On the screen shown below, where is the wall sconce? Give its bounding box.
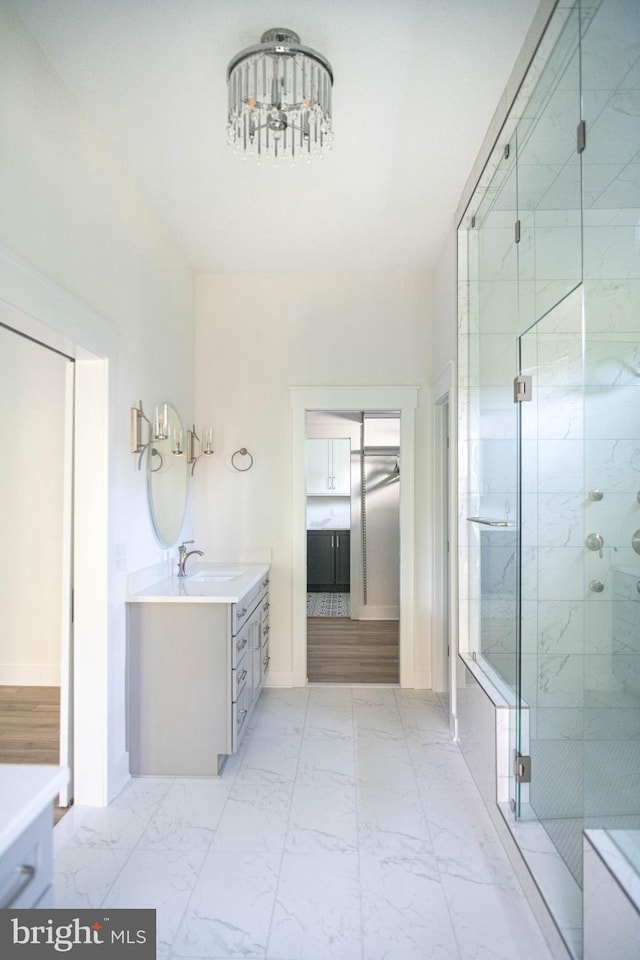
[131,402,214,475]
[130,401,151,470]
[185,425,215,475]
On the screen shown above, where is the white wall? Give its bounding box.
[194,271,434,685]
[0,328,69,684]
[0,5,195,803]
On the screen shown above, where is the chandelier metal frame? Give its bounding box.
[226,28,334,164]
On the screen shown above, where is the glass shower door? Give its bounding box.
[517,289,585,871]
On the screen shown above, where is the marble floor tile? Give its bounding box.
[356,737,416,787]
[304,699,354,740]
[358,779,433,857]
[210,780,294,853]
[104,849,205,957]
[53,846,132,908]
[138,779,233,851]
[285,781,358,853]
[438,856,553,960]
[173,850,280,958]
[67,780,167,849]
[234,736,301,785]
[360,852,460,960]
[267,851,362,960]
[420,779,509,861]
[53,687,557,960]
[295,735,356,787]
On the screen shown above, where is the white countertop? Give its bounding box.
[126,562,270,603]
[0,764,68,857]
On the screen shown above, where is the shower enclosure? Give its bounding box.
[458,0,639,954]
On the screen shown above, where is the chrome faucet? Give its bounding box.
[177,540,204,577]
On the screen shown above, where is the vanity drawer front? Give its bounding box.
[232,681,253,749]
[232,658,250,702]
[233,577,269,633]
[0,807,52,910]
[232,620,252,668]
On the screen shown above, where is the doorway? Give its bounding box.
[290,386,418,689]
[305,409,401,684]
[0,323,74,817]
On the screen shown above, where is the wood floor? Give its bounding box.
[0,685,69,822]
[307,617,399,683]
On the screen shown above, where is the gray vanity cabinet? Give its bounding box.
[128,576,269,776]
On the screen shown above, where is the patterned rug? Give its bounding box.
[307,593,351,617]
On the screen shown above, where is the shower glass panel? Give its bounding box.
[458,0,639,951]
[517,289,586,884]
[581,0,640,856]
[464,131,519,685]
[516,4,583,332]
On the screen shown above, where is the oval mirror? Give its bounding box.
[146,402,188,546]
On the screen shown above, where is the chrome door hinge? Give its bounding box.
[577,120,586,154]
[513,374,532,402]
[515,752,532,784]
[515,219,521,244]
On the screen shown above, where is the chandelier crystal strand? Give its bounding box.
[226,28,333,165]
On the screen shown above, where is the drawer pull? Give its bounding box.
[261,578,269,588]
[237,637,248,652]
[238,668,248,684]
[263,654,270,668]
[262,601,270,613]
[263,625,270,636]
[237,606,247,619]
[0,864,36,909]
[237,708,248,729]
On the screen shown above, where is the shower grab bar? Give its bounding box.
[466,517,514,527]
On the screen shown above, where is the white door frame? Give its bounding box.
[290,386,419,688]
[0,244,114,805]
[430,362,458,739]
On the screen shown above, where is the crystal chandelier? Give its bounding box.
[226,28,333,165]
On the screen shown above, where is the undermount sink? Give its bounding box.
[187,570,244,582]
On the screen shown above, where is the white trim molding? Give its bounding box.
[0,243,115,806]
[290,385,419,688]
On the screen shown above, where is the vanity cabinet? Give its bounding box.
[306,439,350,495]
[128,574,269,775]
[0,765,68,910]
[307,530,350,592]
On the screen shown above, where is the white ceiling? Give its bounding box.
[8,0,541,274]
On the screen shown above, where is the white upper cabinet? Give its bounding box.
[306,438,350,495]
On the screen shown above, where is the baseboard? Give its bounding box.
[264,670,306,688]
[0,664,60,685]
[406,671,431,690]
[352,605,399,620]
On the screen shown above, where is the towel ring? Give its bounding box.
[231,447,254,472]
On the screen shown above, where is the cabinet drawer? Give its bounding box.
[232,658,250,702]
[233,577,269,633]
[232,620,251,668]
[0,807,51,910]
[232,681,253,749]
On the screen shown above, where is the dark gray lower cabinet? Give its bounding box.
[307,530,350,591]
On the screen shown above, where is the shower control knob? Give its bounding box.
[589,580,605,593]
[585,533,604,557]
